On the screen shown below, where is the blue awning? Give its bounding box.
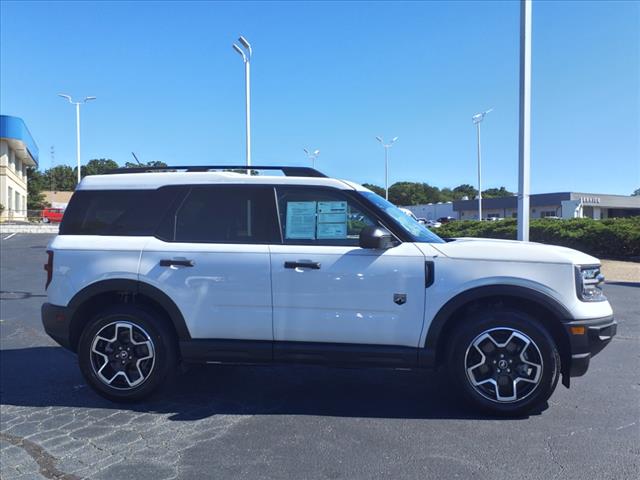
[0,115,39,167]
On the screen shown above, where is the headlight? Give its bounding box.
[575,265,606,302]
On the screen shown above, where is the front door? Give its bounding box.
[270,186,427,348]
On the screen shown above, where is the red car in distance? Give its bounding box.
[41,208,65,223]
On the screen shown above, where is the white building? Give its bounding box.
[0,115,39,221]
[402,202,455,221]
[453,192,640,220]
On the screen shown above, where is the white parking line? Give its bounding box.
[2,233,17,240]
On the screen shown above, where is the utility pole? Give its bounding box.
[375,136,399,201]
[303,148,320,169]
[50,146,55,192]
[57,94,96,184]
[517,0,532,241]
[472,109,493,220]
[233,36,252,167]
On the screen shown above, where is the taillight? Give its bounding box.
[44,250,54,289]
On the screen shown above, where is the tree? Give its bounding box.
[82,158,119,177]
[439,187,454,202]
[388,182,442,206]
[44,165,77,191]
[361,183,385,197]
[27,168,50,210]
[632,188,640,196]
[452,184,478,200]
[123,160,168,169]
[482,186,514,198]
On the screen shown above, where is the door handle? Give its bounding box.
[160,259,194,267]
[284,261,321,270]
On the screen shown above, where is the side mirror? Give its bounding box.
[359,226,396,250]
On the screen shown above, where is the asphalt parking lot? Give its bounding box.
[1,234,639,480]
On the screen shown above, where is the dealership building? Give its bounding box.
[455,192,640,220]
[0,115,39,221]
[405,192,640,221]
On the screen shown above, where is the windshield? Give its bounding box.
[360,191,444,243]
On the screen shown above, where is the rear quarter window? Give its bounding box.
[59,188,182,236]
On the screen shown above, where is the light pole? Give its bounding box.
[375,136,398,201]
[58,94,96,184]
[472,108,493,221]
[517,0,532,241]
[303,148,320,169]
[233,36,252,167]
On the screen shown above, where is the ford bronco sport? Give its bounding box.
[42,165,616,415]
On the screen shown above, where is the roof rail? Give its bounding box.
[106,165,327,178]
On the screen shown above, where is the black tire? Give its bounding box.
[78,305,178,402]
[447,307,561,417]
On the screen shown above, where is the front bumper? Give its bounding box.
[565,315,617,377]
[42,303,74,351]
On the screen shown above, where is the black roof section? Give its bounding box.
[106,165,327,178]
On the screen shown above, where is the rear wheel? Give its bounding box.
[78,305,178,402]
[447,308,560,416]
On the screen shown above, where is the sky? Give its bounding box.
[1,0,638,195]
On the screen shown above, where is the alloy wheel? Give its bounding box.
[464,327,543,403]
[90,321,156,390]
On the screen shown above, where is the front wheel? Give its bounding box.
[78,305,178,402]
[447,308,560,416]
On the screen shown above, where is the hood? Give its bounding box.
[421,237,599,265]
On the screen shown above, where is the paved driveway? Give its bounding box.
[1,234,638,479]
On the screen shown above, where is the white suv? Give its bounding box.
[42,166,616,416]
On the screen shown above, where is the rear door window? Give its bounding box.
[161,185,280,244]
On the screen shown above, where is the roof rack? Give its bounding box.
[106,165,327,178]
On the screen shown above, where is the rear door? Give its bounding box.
[270,186,427,348]
[138,185,279,340]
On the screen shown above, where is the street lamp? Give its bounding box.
[375,136,398,201]
[303,148,320,169]
[233,35,252,167]
[517,0,532,241]
[58,94,96,184]
[472,108,493,221]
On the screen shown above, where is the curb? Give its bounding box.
[0,225,59,234]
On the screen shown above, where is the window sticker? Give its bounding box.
[285,201,317,239]
[317,201,348,223]
[317,222,347,239]
[317,201,348,239]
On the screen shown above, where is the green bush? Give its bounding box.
[437,217,640,259]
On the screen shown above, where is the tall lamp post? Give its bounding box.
[233,36,252,167]
[58,94,96,184]
[471,108,493,221]
[375,136,398,200]
[303,148,320,169]
[517,0,532,241]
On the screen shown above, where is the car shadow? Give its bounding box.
[606,281,640,288]
[0,346,542,421]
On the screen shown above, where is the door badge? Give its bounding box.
[393,293,407,305]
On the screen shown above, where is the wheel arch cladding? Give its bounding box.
[427,285,572,386]
[67,279,190,352]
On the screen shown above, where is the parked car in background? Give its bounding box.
[426,219,442,228]
[41,208,65,223]
[437,216,456,224]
